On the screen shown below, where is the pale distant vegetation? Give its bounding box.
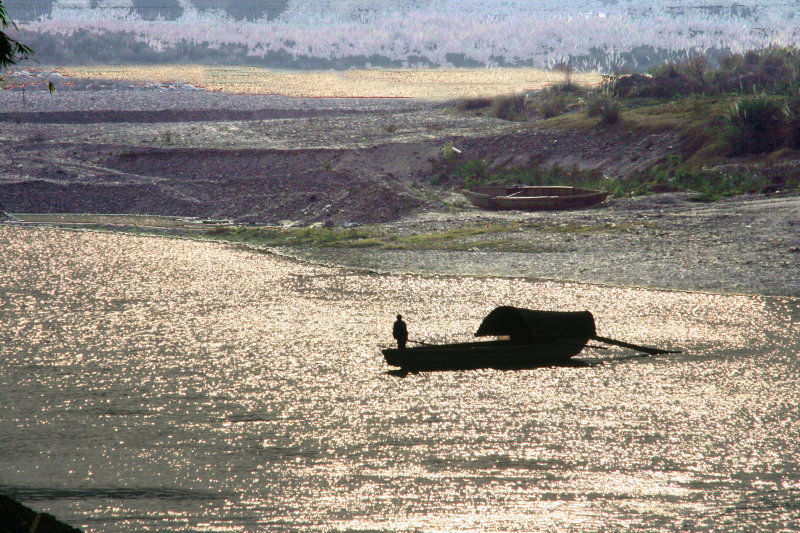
[13,0,800,71]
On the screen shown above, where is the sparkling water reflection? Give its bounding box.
[1,226,798,532]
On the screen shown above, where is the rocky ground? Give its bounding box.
[1,71,798,297]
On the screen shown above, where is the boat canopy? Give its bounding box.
[474,306,596,341]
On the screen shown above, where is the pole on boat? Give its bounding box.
[592,336,681,355]
[408,339,433,346]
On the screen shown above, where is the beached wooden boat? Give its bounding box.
[462,185,609,211]
[382,307,596,371]
[382,306,680,371]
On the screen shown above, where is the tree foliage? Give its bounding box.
[1,0,34,70]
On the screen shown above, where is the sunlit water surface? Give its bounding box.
[1,226,798,532]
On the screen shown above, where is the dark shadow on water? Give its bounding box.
[384,352,671,376]
[599,353,654,363]
[0,485,225,502]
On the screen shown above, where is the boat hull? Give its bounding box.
[462,186,609,211]
[382,338,589,371]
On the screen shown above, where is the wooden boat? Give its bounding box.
[462,185,609,211]
[382,307,596,371]
[382,306,680,371]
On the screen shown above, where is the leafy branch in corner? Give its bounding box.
[0,0,54,92]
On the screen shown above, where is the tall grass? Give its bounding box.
[725,96,787,155]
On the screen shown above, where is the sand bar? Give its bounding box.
[56,65,602,99]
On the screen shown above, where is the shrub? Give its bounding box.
[491,93,527,120]
[456,97,492,110]
[616,47,800,97]
[550,62,580,91]
[586,92,621,125]
[547,81,582,93]
[455,158,490,187]
[625,164,777,200]
[612,72,694,98]
[440,141,459,162]
[536,93,567,118]
[725,96,786,154]
[711,46,800,94]
[786,99,800,149]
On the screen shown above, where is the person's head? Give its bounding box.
[397,314,402,320]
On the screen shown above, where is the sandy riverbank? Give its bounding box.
[54,65,602,99]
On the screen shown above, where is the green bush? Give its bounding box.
[725,96,786,154]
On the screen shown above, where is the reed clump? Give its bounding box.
[724,96,787,155]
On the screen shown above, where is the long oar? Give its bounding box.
[592,335,681,355]
[409,339,434,346]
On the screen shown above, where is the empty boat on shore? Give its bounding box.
[382,306,677,371]
[462,185,609,211]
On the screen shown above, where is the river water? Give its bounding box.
[1,226,798,532]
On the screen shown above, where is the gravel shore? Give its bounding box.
[278,192,800,297]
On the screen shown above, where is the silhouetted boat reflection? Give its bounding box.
[382,306,677,372]
[386,358,595,376]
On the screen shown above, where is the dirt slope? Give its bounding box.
[0,80,681,224]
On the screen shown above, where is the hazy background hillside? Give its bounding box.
[5,0,800,70]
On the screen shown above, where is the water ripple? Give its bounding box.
[1,226,798,532]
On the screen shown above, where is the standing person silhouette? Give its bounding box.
[392,314,408,349]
